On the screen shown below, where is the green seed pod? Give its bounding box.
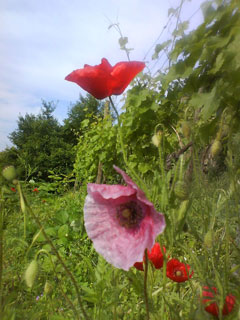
[25,260,38,288]
[44,280,53,295]
[2,165,17,182]
[182,121,191,138]
[174,181,189,200]
[211,140,222,157]
[204,230,214,249]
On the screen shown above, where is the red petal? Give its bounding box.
[110,61,145,95]
[134,262,144,271]
[65,58,113,99]
[65,59,145,99]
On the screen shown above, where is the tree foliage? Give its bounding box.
[63,94,104,144]
[9,101,74,180]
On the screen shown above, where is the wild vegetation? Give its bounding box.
[0,0,240,319]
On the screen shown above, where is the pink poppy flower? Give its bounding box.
[65,58,145,99]
[84,165,165,271]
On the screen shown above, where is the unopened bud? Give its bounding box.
[44,280,53,295]
[2,165,17,182]
[25,260,38,288]
[204,230,214,249]
[182,121,191,138]
[178,200,189,221]
[152,131,162,147]
[174,181,189,200]
[18,188,27,214]
[211,140,222,157]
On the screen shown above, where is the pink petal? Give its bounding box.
[113,165,153,206]
[84,169,165,271]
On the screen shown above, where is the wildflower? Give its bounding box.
[166,258,193,282]
[11,187,16,192]
[202,286,236,317]
[33,188,39,193]
[147,242,166,269]
[134,262,144,271]
[65,58,145,99]
[134,243,166,271]
[84,165,165,271]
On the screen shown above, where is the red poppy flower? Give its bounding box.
[33,188,39,193]
[65,58,145,99]
[202,286,236,317]
[146,242,166,269]
[166,258,193,282]
[11,187,16,192]
[134,262,144,271]
[134,243,166,271]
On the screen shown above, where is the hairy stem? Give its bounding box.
[18,182,89,320]
[0,199,3,313]
[109,96,149,196]
[144,249,150,320]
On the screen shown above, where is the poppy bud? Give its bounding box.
[178,200,189,221]
[152,131,162,147]
[174,181,189,200]
[25,260,38,288]
[204,230,214,249]
[44,280,53,295]
[211,140,222,157]
[2,165,17,182]
[182,121,191,138]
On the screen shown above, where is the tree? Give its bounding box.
[63,94,104,144]
[9,101,74,180]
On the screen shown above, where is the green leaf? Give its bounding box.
[152,40,171,60]
[56,210,69,224]
[189,86,220,120]
[138,163,152,174]
[58,225,69,239]
[119,36,128,48]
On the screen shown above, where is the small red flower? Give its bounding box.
[11,187,16,192]
[166,258,193,282]
[146,242,166,269]
[202,286,236,317]
[134,262,144,271]
[134,243,166,271]
[65,58,145,99]
[33,188,39,193]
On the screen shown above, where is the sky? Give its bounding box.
[0,0,205,151]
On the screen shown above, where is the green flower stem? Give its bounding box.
[0,192,3,313]
[36,249,79,320]
[144,249,150,320]
[17,182,89,320]
[109,96,149,197]
[16,182,27,239]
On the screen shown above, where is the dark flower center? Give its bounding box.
[116,201,144,229]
